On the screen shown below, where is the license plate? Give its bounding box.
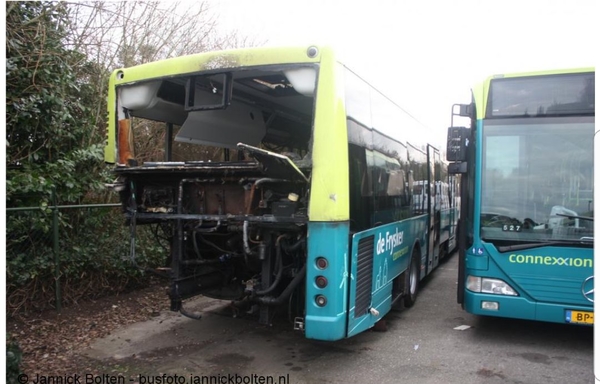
[565,310,594,325]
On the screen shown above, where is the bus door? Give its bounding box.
[427,145,441,273]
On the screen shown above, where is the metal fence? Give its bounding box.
[6,201,167,314]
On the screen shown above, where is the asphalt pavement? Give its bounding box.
[83,252,593,384]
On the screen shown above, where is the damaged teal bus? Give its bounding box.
[105,45,458,340]
[447,68,594,325]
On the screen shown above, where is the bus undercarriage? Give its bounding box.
[116,147,310,325]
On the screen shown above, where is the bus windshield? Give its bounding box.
[480,117,594,245]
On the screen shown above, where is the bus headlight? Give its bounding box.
[466,276,518,296]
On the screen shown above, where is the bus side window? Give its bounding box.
[361,166,373,196]
[387,170,405,196]
[374,167,387,196]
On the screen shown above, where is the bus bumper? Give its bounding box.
[305,314,347,341]
[464,291,594,325]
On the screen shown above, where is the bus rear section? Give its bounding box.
[105,45,456,341]
[448,68,594,325]
[106,46,341,337]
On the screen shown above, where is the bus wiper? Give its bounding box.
[497,241,575,253]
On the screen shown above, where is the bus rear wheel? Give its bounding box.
[403,250,420,308]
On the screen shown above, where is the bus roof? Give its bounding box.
[110,45,328,85]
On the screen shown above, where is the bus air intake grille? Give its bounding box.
[355,235,374,317]
[511,274,590,305]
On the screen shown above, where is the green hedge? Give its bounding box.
[6,206,168,315]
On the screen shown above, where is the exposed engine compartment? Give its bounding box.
[110,62,318,325]
[117,145,310,324]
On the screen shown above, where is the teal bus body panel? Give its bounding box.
[347,216,427,337]
[501,247,592,306]
[464,244,593,323]
[305,222,350,341]
[347,282,393,337]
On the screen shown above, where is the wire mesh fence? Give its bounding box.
[6,203,168,316]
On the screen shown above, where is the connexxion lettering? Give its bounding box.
[509,254,593,268]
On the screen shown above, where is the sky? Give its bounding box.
[207,0,598,148]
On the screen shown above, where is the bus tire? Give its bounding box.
[403,249,420,308]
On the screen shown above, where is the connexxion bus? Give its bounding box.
[104,45,459,340]
[447,68,594,325]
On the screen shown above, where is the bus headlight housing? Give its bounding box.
[466,276,518,296]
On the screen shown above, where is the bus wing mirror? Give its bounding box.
[453,103,473,117]
[446,126,469,162]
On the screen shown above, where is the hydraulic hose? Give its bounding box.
[257,264,306,306]
[255,235,287,296]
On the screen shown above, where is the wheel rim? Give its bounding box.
[409,258,418,295]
